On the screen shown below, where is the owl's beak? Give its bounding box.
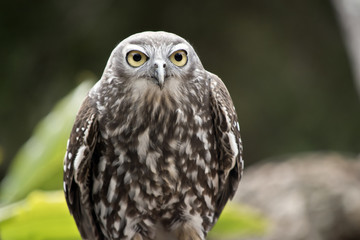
[153,60,166,89]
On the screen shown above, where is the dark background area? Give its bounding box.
[1,0,359,180]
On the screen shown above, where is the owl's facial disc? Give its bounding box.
[122,42,191,90]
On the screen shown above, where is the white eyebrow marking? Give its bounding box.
[170,43,190,55]
[122,44,148,57]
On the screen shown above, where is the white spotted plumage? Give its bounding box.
[63,31,243,240]
[73,145,86,171]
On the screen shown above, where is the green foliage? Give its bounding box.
[0,81,93,204]
[209,202,268,239]
[0,191,81,240]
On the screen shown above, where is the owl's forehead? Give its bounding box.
[119,31,191,55]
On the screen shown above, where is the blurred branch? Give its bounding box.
[333,0,360,99]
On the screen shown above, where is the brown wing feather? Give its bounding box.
[63,97,103,239]
[208,73,243,220]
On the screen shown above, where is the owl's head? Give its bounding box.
[103,31,204,90]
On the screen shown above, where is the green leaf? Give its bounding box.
[0,191,81,240]
[0,80,94,204]
[208,202,268,239]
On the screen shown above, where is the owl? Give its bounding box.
[63,31,243,240]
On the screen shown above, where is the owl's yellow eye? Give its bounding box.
[170,50,187,67]
[126,50,148,67]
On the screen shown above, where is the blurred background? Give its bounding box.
[0,0,359,239]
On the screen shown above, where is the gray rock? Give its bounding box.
[234,152,360,240]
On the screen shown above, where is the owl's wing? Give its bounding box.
[208,73,244,220]
[63,97,102,239]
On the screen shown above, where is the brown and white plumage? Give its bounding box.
[63,31,243,240]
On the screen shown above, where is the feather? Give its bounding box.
[63,97,102,239]
[208,72,243,221]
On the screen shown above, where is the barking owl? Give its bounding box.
[63,31,243,240]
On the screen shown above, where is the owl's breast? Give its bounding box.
[92,85,220,234]
[98,92,216,182]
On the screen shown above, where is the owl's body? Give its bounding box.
[64,32,243,240]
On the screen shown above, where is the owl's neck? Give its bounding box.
[129,77,185,108]
[94,76,207,141]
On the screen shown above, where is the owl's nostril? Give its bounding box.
[154,62,166,69]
